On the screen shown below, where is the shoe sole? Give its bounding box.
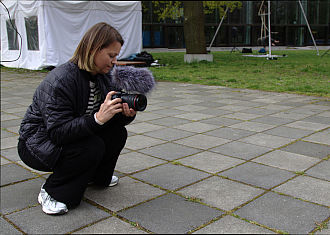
[109,181,118,187]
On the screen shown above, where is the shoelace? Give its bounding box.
[43,194,58,208]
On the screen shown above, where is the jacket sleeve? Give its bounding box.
[39,77,103,145]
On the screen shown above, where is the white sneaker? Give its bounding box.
[38,185,68,215]
[109,176,119,187]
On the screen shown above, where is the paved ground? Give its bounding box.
[1,68,329,234]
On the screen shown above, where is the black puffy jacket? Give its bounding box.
[19,62,135,169]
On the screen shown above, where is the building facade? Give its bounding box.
[142,0,329,48]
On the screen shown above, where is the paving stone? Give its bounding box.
[1,178,45,214]
[306,160,330,181]
[131,163,210,190]
[73,216,147,234]
[177,176,264,211]
[2,106,28,114]
[139,142,201,161]
[115,152,166,174]
[125,135,166,150]
[233,101,266,107]
[301,104,329,111]
[214,98,241,105]
[252,150,320,172]
[0,147,21,162]
[133,112,165,122]
[261,104,293,111]
[240,108,277,115]
[205,127,255,140]
[274,176,330,207]
[174,104,209,112]
[285,121,329,131]
[194,101,228,108]
[1,164,37,186]
[270,111,311,120]
[179,152,244,173]
[280,141,330,159]
[240,133,294,148]
[174,134,231,150]
[156,96,180,102]
[294,110,327,117]
[279,101,307,107]
[199,117,241,126]
[252,116,295,125]
[125,122,165,134]
[235,192,330,234]
[1,119,23,129]
[229,121,276,132]
[118,193,223,234]
[303,131,330,145]
[250,98,279,104]
[264,126,313,139]
[318,111,330,117]
[193,215,275,234]
[0,113,21,121]
[85,177,165,212]
[210,141,272,160]
[200,108,233,116]
[1,129,16,138]
[228,95,256,101]
[223,112,263,121]
[218,162,295,189]
[143,127,195,141]
[0,217,21,234]
[220,105,250,112]
[0,136,19,150]
[147,116,190,127]
[175,122,219,133]
[152,108,186,116]
[6,126,19,134]
[6,201,110,234]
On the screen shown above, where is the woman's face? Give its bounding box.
[94,41,121,74]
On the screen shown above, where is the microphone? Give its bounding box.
[110,66,156,94]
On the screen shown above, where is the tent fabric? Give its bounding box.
[0,1,142,70]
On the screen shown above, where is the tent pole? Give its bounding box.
[298,0,319,55]
[267,0,272,59]
[207,6,229,52]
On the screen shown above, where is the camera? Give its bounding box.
[111,92,147,111]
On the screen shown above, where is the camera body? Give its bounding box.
[111,92,147,111]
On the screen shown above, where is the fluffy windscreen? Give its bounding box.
[110,66,156,94]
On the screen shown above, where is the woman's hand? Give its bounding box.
[122,103,136,117]
[95,91,123,123]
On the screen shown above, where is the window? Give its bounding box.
[6,19,19,50]
[25,16,39,50]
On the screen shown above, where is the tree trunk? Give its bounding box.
[183,1,206,54]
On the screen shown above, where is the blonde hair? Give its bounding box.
[70,22,124,73]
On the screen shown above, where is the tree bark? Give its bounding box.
[183,1,207,54]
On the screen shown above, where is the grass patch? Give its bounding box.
[149,50,330,97]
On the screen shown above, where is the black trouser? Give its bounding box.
[18,125,127,208]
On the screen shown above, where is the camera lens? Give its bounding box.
[121,94,147,111]
[134,94,147,111]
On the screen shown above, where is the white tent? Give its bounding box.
[0,1,142,70]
